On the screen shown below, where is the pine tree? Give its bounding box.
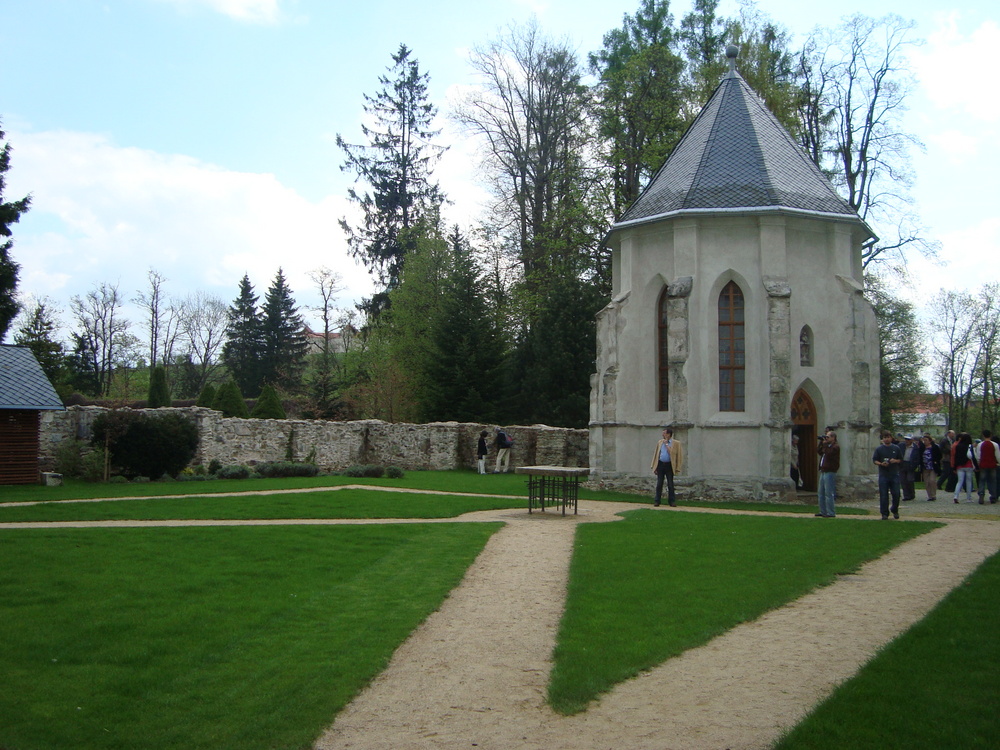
[222,274,264,397]
[259,268,308,391]
[0,122,32,340]
[147,365,171,408]
[212,379,249,418]
[422,228,505,423]
[250,383,287,419]
[195,383,217,408]
[13,299,65,387]
[337,44,446,313]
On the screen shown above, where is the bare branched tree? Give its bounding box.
[70,282,135,396]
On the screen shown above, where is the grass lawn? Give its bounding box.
[549,509,938,714]
[0,523,501,750]
[774,548,1000,750]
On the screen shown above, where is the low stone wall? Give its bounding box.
[38,406,589,474]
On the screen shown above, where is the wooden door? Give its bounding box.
[791,390,818,491]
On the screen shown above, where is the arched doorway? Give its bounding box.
[791,389,818,491]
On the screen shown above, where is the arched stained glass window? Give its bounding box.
[658,289,669,410]
[718,281,745,411]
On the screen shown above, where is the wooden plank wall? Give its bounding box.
[0,410,41,485]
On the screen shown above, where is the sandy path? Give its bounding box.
[313,508,1000,750]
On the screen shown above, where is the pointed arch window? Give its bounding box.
[658,288,669,410]
[718,281,745,411]
[800,325,814,367]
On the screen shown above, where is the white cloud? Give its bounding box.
[913,14,999,123]
[6,129,373,337]
[155,0,290,24]
[907,216,1000,302]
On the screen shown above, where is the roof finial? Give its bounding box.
[725,44,739,77]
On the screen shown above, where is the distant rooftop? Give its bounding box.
[613,46,873,239]
[0,345,64,411]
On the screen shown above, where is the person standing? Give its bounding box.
[816,430,840,517]
[477,430,489,475]
[937,430,956,492]
[920,434,942,501]
[899,435,921,501]
[951,432,976,503]
[976,429,999,504]
[790,434,801,490]
[493,426,513,474]
[872,431,904,519]
[650,427,683,507]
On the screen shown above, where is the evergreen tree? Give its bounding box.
[212,378,250,418]
[13,299,65,388]
[338,44,446,313]
[147,365,171,408]
[251,383,287,419]
[867,273,925,430]
[195,383,217,408]
[0,122,32,341]
[590,0,686,219]
[259,268,308,391]
[422,228,505,423]
[222,274,264,397]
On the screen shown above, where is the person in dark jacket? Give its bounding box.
[920,434,942,501]
[816,430,840,518]
[900,435,922,501]
[477,430,489,475]
[873,431,904,519]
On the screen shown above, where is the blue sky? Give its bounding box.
[1,0,997,338]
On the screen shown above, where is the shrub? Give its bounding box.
[386,466,405,479]
[251,384,287,419]
[108,475,128,484]
[207,459,222,475]
[255,461,319,478]
[80,447,107,483]
[215,464,251,480]
[53,439,85,477]
[147,365,171,408]
[195,383,217,408]
[91,410,199,480]
[212,379,249,418]
[343,464,385,478]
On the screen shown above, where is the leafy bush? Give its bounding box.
[343,464,385,478]
[108,475,128,484]
[255,461,319,478]
[386,466,405,479]
[53,439,85,477]
[91,410,199,479]
[208,459,222,475]
[215,464,251,480]
[80,447,107,483]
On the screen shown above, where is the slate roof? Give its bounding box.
[613,55,873,238]
[0,345,65,410]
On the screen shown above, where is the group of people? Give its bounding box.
[806,427,1000,521]
[476,427,514,475]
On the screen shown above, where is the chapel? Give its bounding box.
[588,46,880,501]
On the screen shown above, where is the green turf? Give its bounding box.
[774,549,1000,750]
[0,523,501,750]
[548,509,939,714]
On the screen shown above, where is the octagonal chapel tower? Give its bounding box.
[589,47,879,502]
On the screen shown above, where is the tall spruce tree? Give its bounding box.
[422,227,505,423]
[259,268,308,391]
[222,274,265,397]
[0,122,32,340]
[13,299,65,388]
[338,44,446,315]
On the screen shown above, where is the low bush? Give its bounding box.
[208,459,222,475]
[343,465,386,478]
[255,462,320,479]
[215,464,251,480]
[91,410,199,479]
[386,466,405,479]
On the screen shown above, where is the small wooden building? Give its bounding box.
[0,345,65,485]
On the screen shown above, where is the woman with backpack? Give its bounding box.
[952,432,976,503]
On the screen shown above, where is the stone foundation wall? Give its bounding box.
[38,406,589,474]
[586,473,878,503]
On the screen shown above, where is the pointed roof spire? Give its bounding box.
[611,47,874,240]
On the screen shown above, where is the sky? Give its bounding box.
[1,0,997,341]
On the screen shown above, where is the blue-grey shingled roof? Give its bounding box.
[613,61,873,238]
[0,345,65,410]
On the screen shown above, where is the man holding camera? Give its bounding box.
[872,431,904,519]
[816,430,840,518]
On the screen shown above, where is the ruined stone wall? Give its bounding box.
[38,406,589,473]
